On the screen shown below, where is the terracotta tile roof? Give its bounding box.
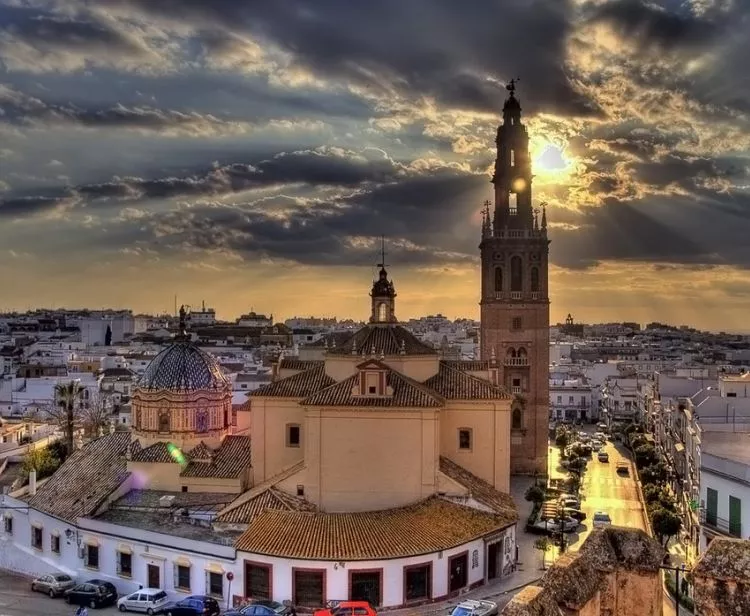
[279,358,323,371]
[425,362,510,400]
[187,441,213,461]
[307,331,357,348]
[180,435,251,478]
[443,360,489,371]
[327,324,436,356]
[216,487,317,525]
[131,442,177,463]
[250,365,334,398]
[234,497,513,560]
[301,368,442,408]
[28,432,131,523]
[439,456,518,519]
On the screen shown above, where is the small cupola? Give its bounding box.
[370,266,397,324]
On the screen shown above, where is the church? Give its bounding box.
[0,84,547,611]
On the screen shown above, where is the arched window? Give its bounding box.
[510,256,523,291]
[517,347,527,358]
[512,406,522,430]
[506,347,516,358]
[531,267,540,292]
[377,303,387,322]
[494,267,503,292]
[158,411,170,433]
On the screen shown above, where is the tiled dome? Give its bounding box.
[138,341,228,391]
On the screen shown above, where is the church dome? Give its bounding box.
[138,341,229,391]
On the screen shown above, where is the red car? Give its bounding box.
[313,601,377,616]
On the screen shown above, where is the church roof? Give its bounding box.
[28,432,131,523]
[439,456,518,518]
[180,435,252,479]
[327,323,436,356]
[251,364,335,398]
[278,358,323,372]
[301,368,442,408]
[425,362,510,400]
[234,496,514,560]
[216,486,317,525]
[443,360,490,371]
[131,442,176,463]
[138,340,229,392]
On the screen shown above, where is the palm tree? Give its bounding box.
[54,381,86,456]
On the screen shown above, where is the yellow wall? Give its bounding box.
[305,407,439,512]
[250,398,305,483]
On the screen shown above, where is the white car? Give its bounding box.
[117,588,169,614]
[591,439,603,451]
[593,511,612,528]
[449,599,499,616]
[560,496,581,509]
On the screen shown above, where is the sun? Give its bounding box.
[532,142,574,179]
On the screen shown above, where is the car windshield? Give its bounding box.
[594,514,611,521]
[451,608,474,616]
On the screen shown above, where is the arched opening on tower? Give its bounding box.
[494,267,503,292]
[512,405,523,431]
[159,411,170,433]
[518,347,527,359]
[510,256,523,291]
[506,347,516,358]
[531,267,540,292]
[377,302,387,322]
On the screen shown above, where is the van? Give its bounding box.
[116,588,169,614]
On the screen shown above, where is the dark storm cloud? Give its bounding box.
[586,0,726,51]
[0,193,74,218]
[124,172,486,266]
[93,0,597,116]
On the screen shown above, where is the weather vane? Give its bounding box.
[506,77,520,94]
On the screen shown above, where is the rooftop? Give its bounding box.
[693,537,750,582]
[425,362,510,400]
[701,432,750,466]
[250,364,335,398]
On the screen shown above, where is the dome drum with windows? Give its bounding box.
[132,308,232,449]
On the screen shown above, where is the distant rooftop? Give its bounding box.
[701,432,750,467]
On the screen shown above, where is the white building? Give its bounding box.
[237,312,273,328]
[549,376,594,422]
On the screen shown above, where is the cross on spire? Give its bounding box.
[506,77,520,95]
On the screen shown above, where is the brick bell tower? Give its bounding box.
[479,79,550,475]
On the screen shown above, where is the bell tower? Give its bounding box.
[480,79,550,475]
[370,238,397,324]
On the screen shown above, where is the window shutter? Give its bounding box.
[116,553,121,575]
[205,570,211,595]
[83,546,89,567]
[173,564,179,590]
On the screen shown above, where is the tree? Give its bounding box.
[79,391,111,438]
[634,444,657,469]
[105,325,112,346]
[555,427,570,452]
[534,537,551,570]
[640,462,667,485]
[652,508,682,546]
[525,484,545,505]
[22,445,60,481]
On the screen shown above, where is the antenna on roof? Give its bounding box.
[377,235,388,270]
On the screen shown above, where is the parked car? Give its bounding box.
[562,507,587,522]
[595,431,608,442]
[31,573,76,598]
[314,601,377,616]
[598,451,609,462]
[593,511,613,528]
[590,439,603,451]
[163,595,221,616]
[448,599,499,616]
[616,461,630,475]
[597,423,608,432]
[65,579,118,609]
[559,496,581,509]
[117,588,169,614]
[225,599,296,616]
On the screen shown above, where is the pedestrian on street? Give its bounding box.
[75,605,88,616]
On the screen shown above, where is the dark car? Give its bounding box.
[65,579,118,609]
[163,595,221,616]
[563,508,587,522]
[225,599,296,616]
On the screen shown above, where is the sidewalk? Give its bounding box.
[388,477,544,615]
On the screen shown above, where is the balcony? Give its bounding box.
[530,292,540,300]
[511,386,523,394]
[510,292,522,300]
[505,357,529,367]
[700,510,742,538]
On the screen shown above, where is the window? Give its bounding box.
[458,428,472,451]
[494,267,503,292]
[85,544,99,569]
[404,563,431,602]
[510,256,523,291]
[531,267,540,292]
[117,551,132,577]
[580,396,586,405]
[706,488,718,526]
[472,550,479,569]
[287,424,301,448]
[175,564,191,591]
[508,192,518,213]
[729,495,742,537]
[297,485,305,497]
[569,396,574,404]
[206,571,223,598]
[3,517,11,534]
[512,317,523,331]
[245,562,271,600]
[512,407,523,430]
[727,392,737,397]
[293,569,325,607]
[510,149,515,167]
[557,395,562,403]
[159,411,170,432]
[368,386,377,394]
[182,486,188,493]
[51,534,60,554]
[31,526,43,550]
[377,303,387,322]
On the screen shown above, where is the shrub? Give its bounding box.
[525,484,545,505]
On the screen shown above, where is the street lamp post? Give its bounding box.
[661,562,688,615]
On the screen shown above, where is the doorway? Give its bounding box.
[487,543,500,580]
[147,564,160,589]
[448,553,468,593]
[350,570,382,606]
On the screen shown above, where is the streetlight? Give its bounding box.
[661,561,688,615]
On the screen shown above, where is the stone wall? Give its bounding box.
[691,537,750,616]
[501,526,665,616]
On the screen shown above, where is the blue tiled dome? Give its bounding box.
[138,341,228,391]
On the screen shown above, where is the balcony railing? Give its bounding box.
[493,291,545,301]
[530,292,540,300]
[505,357,529,367]
[510,291,522,300]
[511,386,523,394]
[700,510,742,538]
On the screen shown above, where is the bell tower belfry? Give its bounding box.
[370,238,397,324]
[480,79,550,475]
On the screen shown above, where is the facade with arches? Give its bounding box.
[479,82,550,475]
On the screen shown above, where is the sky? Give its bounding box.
[1,0,750,330]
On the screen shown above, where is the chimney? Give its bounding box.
[29,470,37,496]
